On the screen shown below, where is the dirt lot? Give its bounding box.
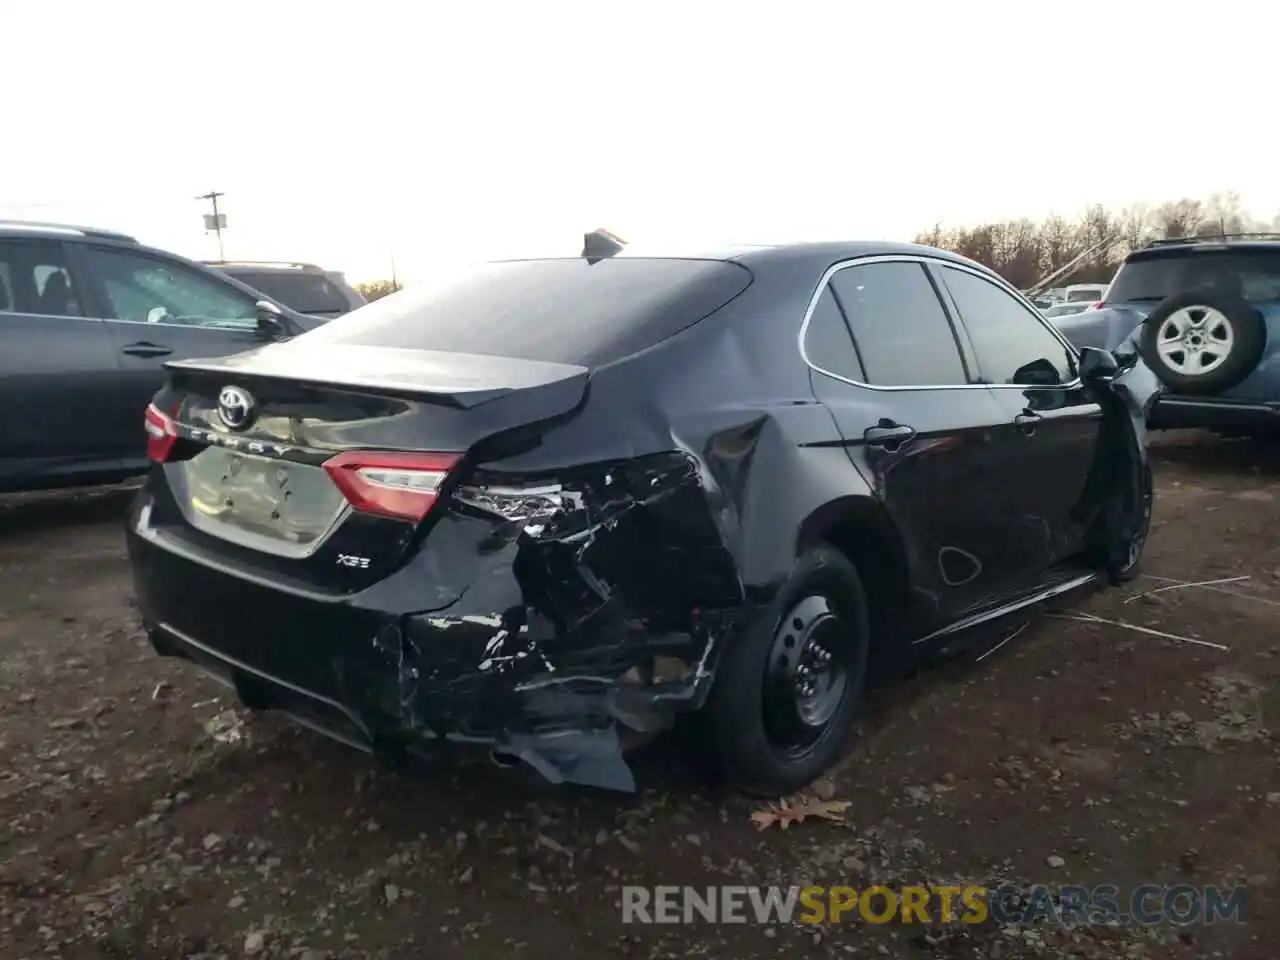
[1,431,1278,960]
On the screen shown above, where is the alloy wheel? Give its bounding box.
[1155,306,1234,376]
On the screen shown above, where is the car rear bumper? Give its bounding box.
[1151,395,1280,430]
[126,484,720,791]
[147,618,382,756]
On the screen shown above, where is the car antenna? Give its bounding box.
[582,228,626,264]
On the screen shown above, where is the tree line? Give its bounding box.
[353,192,1276,296]
[914,191,1279,290]
[355,279,399,302]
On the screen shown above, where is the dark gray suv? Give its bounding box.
[0,221,324,492]
[206,261,365,318]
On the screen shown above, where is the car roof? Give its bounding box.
[1129,236,1280,260]
[0,219,137,243]
[205,260,330,274]
[511,239,997,277]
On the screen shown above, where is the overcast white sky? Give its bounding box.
[1,1,1274,283]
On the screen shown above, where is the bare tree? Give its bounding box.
[1115,204,1152,255]
[915,223,950,248]
[1199,191,1255,235]
[1075,205,1118,281]
[914,192,1268,287]
[991,219,1042,289]
[356,279,400,302]
[1152,198,1205,239]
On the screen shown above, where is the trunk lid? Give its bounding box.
[146,341,588,587]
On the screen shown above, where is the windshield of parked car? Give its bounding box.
[1065,288,1102,302]
[226,270,352,316]
[1108,248,1280,305]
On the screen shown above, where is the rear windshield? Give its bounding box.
[224,270,353,315]
[1065,288,1102,302]
[301,257,753,366]
[1108,248,1280,305]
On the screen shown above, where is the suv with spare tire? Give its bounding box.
[1051,235,1280,435]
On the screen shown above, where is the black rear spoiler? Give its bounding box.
[165,343,589,410]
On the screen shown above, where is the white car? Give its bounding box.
[1062,283,1108,304]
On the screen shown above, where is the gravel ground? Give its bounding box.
[1,432,1278,960]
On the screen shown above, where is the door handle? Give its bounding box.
[864,422,917,450]
[1014,412,1042,436]
[121,341,173,358]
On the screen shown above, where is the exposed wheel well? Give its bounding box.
[797,501,914,684]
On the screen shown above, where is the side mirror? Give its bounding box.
[1078,346,1120,382]
[255,300,290,340]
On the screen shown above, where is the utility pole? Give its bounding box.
[196,190,226,260]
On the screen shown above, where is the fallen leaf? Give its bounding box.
[537,834,571,858]
[751,796,852,830]
[203,710,245,744]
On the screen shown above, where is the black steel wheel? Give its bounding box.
[704,545,870,797]
[761,594,853,759]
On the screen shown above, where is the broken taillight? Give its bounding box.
[144,403,178,463]
[322,451,460,523]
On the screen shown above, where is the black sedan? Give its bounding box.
[126,241,1158,796]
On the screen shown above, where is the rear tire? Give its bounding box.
[703,546,869,797]
[1138,291,1266,395]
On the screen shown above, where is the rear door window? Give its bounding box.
[1108,248,1280,304]
[303,257,753,366]
[803,287,865,382]
[0,240,84,317]
[827,261,968,386]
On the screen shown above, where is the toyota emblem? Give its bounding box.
[217,385,255,430]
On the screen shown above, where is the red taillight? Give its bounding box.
[144,403,178,463]
[323,451,460,522]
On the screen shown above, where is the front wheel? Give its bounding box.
[703,546,869,797]
[1091,462,1154,584]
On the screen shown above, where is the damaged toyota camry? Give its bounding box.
[126,240,1160,797]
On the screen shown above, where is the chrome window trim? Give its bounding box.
[0,309,92,323]
[1,309,257,333]
[797,253,1083,392]
[107,316,259,332]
